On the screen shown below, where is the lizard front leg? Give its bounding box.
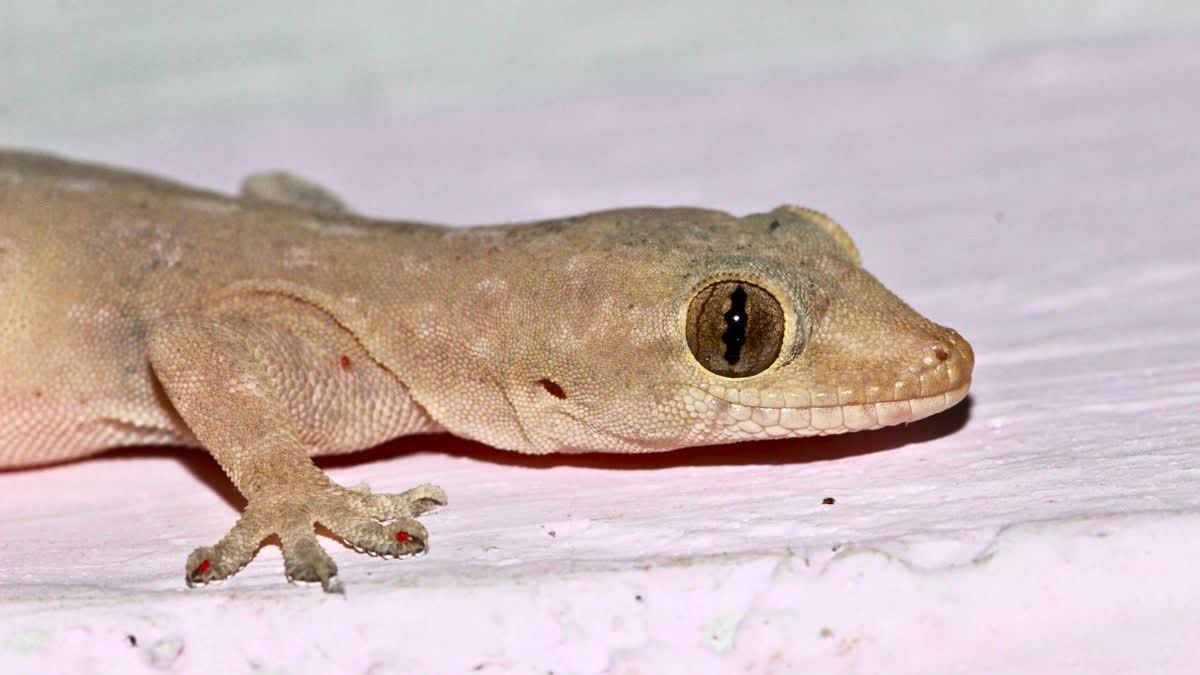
[148,295,445,592]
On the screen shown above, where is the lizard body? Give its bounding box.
[0,150,973,590]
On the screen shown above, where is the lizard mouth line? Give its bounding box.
[687,381,971,438]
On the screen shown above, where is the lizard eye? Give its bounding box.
[686,281,785,378]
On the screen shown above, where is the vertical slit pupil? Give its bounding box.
[721,286,748,365]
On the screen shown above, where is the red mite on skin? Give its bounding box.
[195,559,212,575]
[395,531,411,543]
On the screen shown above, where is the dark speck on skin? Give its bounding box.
[538,378,567,399]
[822,497,836,505]
[768,219,781,232]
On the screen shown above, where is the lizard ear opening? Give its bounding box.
[686,281,786,378]
[774,205,861,266]
[538,378,567,399]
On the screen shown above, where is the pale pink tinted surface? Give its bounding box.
[2,41,1199,673]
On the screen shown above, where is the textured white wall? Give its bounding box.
[3,1,1200,141]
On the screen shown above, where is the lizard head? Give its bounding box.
[417,201,969,449]
[421,205,973,453]
[655,205,975,449]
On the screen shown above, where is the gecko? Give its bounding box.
[0,149,974,592]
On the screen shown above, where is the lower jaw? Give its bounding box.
[716,380,972,439]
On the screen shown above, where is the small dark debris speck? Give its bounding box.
[768,219,781,231]
[126,634,138,647]
[547,530,556,538]
[820,627,834,639]
[635,594,644,602]
[822,497,836,505]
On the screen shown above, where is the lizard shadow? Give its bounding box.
[322,394,975,471]
[99,395,972,511]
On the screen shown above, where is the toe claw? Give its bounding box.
[323,575,345,595]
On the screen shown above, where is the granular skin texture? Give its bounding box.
[0,150,973,590]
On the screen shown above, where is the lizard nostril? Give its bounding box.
[933,346,949,362]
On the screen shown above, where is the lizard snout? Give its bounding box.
[903,326,973,419]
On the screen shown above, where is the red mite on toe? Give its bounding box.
[395,531,411,543]
[195,559,212,575]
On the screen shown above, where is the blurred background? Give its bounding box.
[3,1,1198,223]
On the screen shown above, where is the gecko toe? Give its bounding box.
[184,512,264,588]
[326,515,429,558]
[282,536,340,592]
[185,547,219,587]
[362,483,448,520]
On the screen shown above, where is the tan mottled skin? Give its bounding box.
[0,150,973,591]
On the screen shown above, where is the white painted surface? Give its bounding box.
[5,1,1200,140]
[2,8,1199,673]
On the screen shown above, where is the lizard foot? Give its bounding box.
[185,482,447,592]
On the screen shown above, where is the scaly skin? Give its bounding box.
[0,150,973,591]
